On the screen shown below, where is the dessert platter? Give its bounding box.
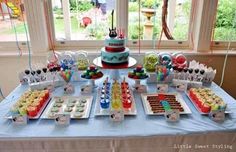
[5,90,51,119]
[128,65,149,87]
[94,78,137,116]
[128,65,149,80]
[141,93,192,115]
[81,65,104,87]
[81,65,104,80]
[186,88,230,114]
[41,96,93,119]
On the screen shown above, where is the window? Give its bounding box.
[49,0,192,49]
[210,0,236,50]
[0,0,235,52]
[0,1,29,42]
[0,0,29,50]
[213,0,236,41]
[51,0,116,41]
[128,0,191,41]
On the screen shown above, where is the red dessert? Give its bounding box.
[27,106,38,117]
[89,65,96,70]
[136,65,143,71]
[123,99,132,109]
[188,88,226,113]
[121,79,133,109]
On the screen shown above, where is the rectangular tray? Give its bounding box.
[185,91,231,115]
[141,93,192,115]
[94,88,137,116]
[41,96,93,119]
[5,98,51,119]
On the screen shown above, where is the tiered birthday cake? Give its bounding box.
[101,10,129,65]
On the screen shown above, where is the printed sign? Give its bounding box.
[18,72,28,85]
[81,85,93,94]
[209,109,225,122]
[134,84,147,93]
[176,81,188,92]
[165,109,180,122]
[157,84,168,93]
[12,114,28,125]
[55,114,71,126]
[110,109,124,122]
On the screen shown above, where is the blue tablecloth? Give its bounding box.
[0,70,236,138]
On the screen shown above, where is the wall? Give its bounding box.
[0,54,235,99]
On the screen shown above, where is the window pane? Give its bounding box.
[0,2,28,42]
[52,0,116,41]
[214,0,236,41]
[128,0,191,41]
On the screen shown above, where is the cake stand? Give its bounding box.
[93,57,137,80]
[128,76,149,88]
[81,74,104,88]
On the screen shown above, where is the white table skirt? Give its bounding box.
[0,132,235,152]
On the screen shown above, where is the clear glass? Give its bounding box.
[0,2,29,41]
[52,0,116,41]
[128,0,191,41]
[214,0,236,41]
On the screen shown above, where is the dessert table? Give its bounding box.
[0,70,236,152]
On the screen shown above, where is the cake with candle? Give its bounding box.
[101,10,130,65]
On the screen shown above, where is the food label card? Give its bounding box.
[188,81,202,89]
[134,84,147,93]
[157,84,168,93]
[55,114,71,126]
[18,72,28,85]
[12,114,28,125]
[81,85,93,94]
[146,73,157,83]
[176,82,187,92]
[110,110,124,122]
[165,109,180,122]
[209,110,225,122]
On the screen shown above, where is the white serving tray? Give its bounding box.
[185,91,231,115]
[94,88,137,116]
[5,98,51,119]
[141,93,192,115]
[41,96,93,119]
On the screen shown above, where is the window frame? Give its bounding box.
[210,0,236,50]
[47,0,193,50]
[0,0,235,53]
[0,0,50,53]
[0,2,28,52]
